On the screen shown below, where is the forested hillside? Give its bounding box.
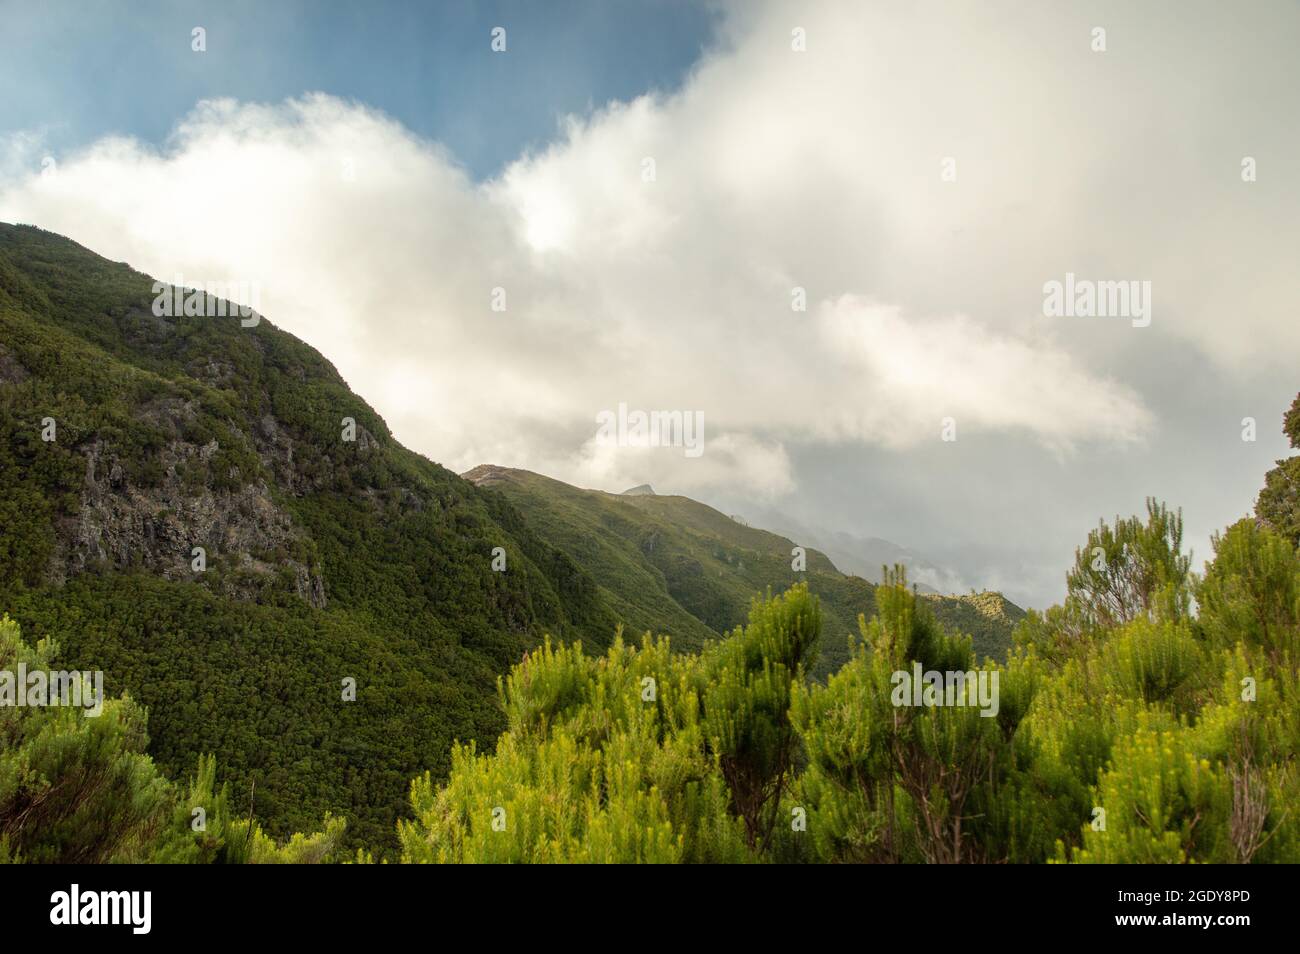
[0,223,619,850]
[4,223,1297,865]
[400,489,1300,863]
[0,224,1016,855]
[464,464,1023,674]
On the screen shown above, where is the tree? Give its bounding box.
[0,614,344,864]
[1198,519,1300,663]
[400,586,824,862]
[792,569,1027,863]
[1256,391,1300,546]
[1066,499,1191,630]
[0,614,170,863]
[399,630,749,863]
[1018,500,1191,663]
[702,585,820,849]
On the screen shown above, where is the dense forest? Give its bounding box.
[8,397,1300,861]
[2,224,1298,863]
[397,495,1300,863]
[0,224,619,850]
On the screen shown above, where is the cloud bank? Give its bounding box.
[3,0,1297,605]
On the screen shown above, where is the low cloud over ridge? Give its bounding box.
[4,0,1296,606]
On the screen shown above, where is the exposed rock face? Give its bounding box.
[462,463,511,488]
[51,398,328,609]
[41,358,409,609]
[252,409,378,497]
[0,342,28,385]
[622,484,655,496]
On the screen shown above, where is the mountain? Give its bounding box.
[463,465,1024,675]
[0,223,621,852]
[0,222,1023,855]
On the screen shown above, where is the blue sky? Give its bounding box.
[0,0,719,179]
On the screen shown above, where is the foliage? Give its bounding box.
[1015,498,1191,665]
[0,615,340,863]
[1256,391,1300,547]
[5,225,1300,865]
[399,587,824,862]
[399,633,747,862]
[407,489,1300,864]
[0,224,619,853]
[465,466,1023,676]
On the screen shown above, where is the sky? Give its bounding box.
[2,0,1297,609]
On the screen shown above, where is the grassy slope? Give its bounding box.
[465,466,1025,675]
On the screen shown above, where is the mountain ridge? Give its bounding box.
[0,221,1022,852]
[0,222,619,850]
[462,463,1024,674]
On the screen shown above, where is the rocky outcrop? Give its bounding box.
[51,401,328,609]
[0,342,28,385]
[462,463,512,488]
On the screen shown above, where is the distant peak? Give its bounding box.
[462,464,513,487]
[622,484,655,496]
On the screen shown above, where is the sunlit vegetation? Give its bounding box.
[3,224,1297,863]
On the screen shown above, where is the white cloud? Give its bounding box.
[5,0,1290,515]
[813,296,1151,453]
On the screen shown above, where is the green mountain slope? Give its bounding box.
[0,222,1023,855]
[0,223,619,852]
[463,465,1024,674]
